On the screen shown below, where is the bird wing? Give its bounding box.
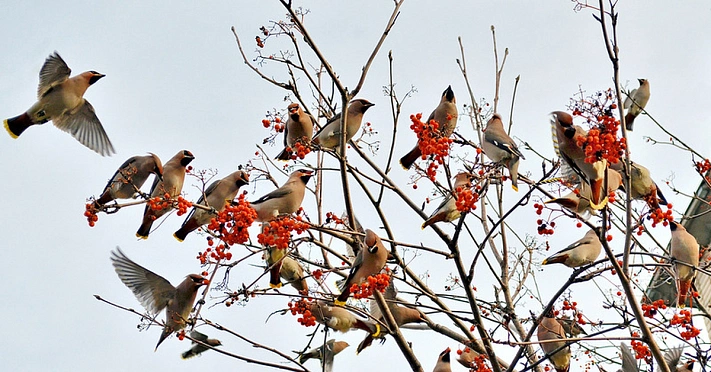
[53,100,115,156]
[663,345,684,369]
[623,89,637,109]
[550,116,584,184]
[619,343,638,372]
[101,156,139,193]
[180,180,214,224]
[38,52,71,98]
[322,341,336,372]
[110,248,176,315]
[251,187,292,205]
[190,330,209,344]
[489,136,524,159]
[312,112,341,139]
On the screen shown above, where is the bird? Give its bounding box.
[278,256,308,293]
[181,331,222,359]
[422,172,474,229]
[335,229,389,305]
[312,99,374,149]
[110,248,207,351]
[309,301,381,336]
[482,113,525,191]
[251,169,313,222]
[537,309,571,372]
[544,182,595,218]
[618,343,637,372]
[4,52,115,156]
[542,227,603,268]
[296,339,349,371]
[456,347,481,369]
[173,170,250,242]
[610,161,667,209]
[664,345,694,372]
[433,347,452,372]
[136,150,195,239]
[623,79,650,131]
[399,86,458,169]
[93,153,164,209]
[275,103,315,160]
[669,221,699,307]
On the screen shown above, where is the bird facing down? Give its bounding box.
[400,85,458,170]
[335,229,389,305]
[276,103,315,160]
[422,172,474,229]
[181,331,222,359]
[309,301,381,336]
[251,169,313,222]
[433,347,452,372]
[136,150,195,239]
[537,310,571,372]
[93,153,164,209]
[173,170,250,242]
[110,248,208,351]
[482,113,525,191]
[456,347,481,369]
[623,78,650,131]
[610,161,668,210]
[669,221,700,307]
[542,227,603,268]
[4,52,115,156]
[312,99,374,149]
[297,339,350,370]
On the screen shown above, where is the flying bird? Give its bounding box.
[110,248,207,351]
[275,103,315,160]
[181,331,222,359]
[335,229,389,305]
[93,153,163,209]
[4,52,115,156]
[433,347,452,372]
[400,86,458,170]
[623,79,650,131]
[136,150,195,239]
[669,221,699,307]
[297,339,349,371]
[173,170,249,241]
[482,113,525,191]
[422,172,474,229]
[542,227,603,268]
[312,99,374,150]
[251,169,313,222]
[537,310,571,372]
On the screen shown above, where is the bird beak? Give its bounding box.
[89,74,105,85]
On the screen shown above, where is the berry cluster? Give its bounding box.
[257,215,310,250]
[206,192,257,245]
[533,203,544,215]
[571,89,626,165]
[175,196,193,216]
[324,212,344,225]
[630,336,652,363]
[311,269,323,281]
[262,115,284,132]
[455,187,479,213]
[641,299,667,318]
[409,113,454,181]
[288,298,316,327]
[349,272,390,300]
[695,158,711,182]
[670,309,701,340]
[536,219,555,236]
[84,203,99,227]
[647,204,674,228]
[284,140,311,160]
[197,241,233,265]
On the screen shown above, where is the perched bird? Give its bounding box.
[558,316,587,338]
[610,161,668,209]
[618,343,637,372]
[335,229,389,305]
[456,347,481,369]
[422,172,474,229]
[433,347,452,372]
[542,227,603,268]
[544,182,594,218]
[297,339,349,371]
[399,86,458,170]
[93,153,164,209]
[173,170,249,242]
[136,150,195,239]
[251,169,313,222]
[279,256,308,292]
[669,221,700,307]
[623,79,650,131]
[537,310,571,372]
[312,99,374,149]
[275,103,315,160]
[181,331,222,359]
[4,52,115,156]
[310,301,380,336]
[110,248,207,351]
[482,113,525,191]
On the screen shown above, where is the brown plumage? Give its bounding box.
[276,103,315,160]
[310,301,380,336]
[433,347,452,372]
[93,153,163,208]
[136,150,194,239]
[456,347,481,369]
[251,169,313,222]
[422,172,474,229]
[335,229,389,305]
[312,99,374,150]
[542,227,603,268]
[623,79,650,131]
[181,331,222,359]
[482,113,525,191]
[297,339,349,368]
[669,221,700,307]
[537,310,571,372]
[400,86,458,169]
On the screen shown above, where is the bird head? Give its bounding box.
[350,99,374,114]
[148,152,164,181]
[443,85,455,103]
[188,274,209,287]
[669,221,681,232]
[234,170,250,187]
[364,229,379,254]
[296,169,314,184]
[180,150,195,167]
[87,71,105,85]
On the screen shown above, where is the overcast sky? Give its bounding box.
[1,1,710,371]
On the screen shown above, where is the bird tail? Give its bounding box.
[136,221,152,239]
[4,113,33,138]
[541,254,566,266]
[181,349,197,359]
[354,319,381,337]
[269,261,283,288]
[174,219,199,242]
[399,146,421,170]
[589,178,608,210]
[335,287,350,305]
[421,212,447,229]
[356,334,374,354]
[275,147,292,161]
[155,328,172,351]
[624,113,636,131]
[677,279,692,307]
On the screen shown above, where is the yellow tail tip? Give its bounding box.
[136,233,148,240]
[4,119,18,139]
[269,282,282,289]
[333,299,347,306]
[512,184,519,192]
[372,323,381,337]
[173,233,184,242]
[541,259,549,265]
[590,197,608,210]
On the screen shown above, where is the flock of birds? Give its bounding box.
[4,52,698,371]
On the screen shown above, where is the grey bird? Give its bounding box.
[537,309,571,372]
[312,99,374,150]
[542,227,603,268]
[275,103,315,160]
[296,339,350,371]
[4,52,115,156]
[251,169,313,222]
[181,331,222,359]
[433,348,452,372]
[110,248,207,351]
[670,221,700,307]
[623,79,650,131]
[173,170,249,242]
[400,86,458,169]
[335,229,389,305]
[422,172,474,229]
[136,150,194,239]
[482,113,525,191]
[93,153,164,209]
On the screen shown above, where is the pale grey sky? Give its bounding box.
[1,1,710,371]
